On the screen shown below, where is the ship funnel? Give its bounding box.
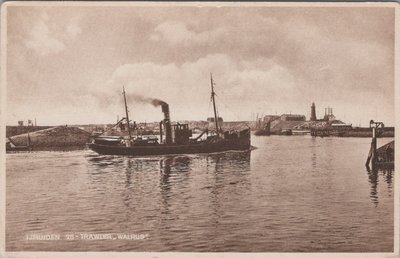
[161,103,172,144]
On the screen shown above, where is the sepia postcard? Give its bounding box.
[1,2,399,258]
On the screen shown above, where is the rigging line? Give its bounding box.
[213,80,240,121]
[208,98,212,113]
[218,96,240,121]
[216,108,223,132]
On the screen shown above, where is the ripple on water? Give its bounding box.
[6,137,394,252]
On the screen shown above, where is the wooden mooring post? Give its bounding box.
[365,120,384,169]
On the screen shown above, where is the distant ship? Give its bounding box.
[87,74,251,156]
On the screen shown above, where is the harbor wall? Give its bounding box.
[337,127,394,137]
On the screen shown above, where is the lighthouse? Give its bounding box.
[310,102,317,121]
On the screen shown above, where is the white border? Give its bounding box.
[1,2,398,258]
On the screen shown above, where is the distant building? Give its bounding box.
[207,117,223,123]
[280,114,306,122]
[326,115,336,122]
[263,115,280,123]
[18,121,24,126]
[323,107,336,121]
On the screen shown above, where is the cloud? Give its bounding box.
[150,21,226,46]
[66,17,82,40]
[25,12,66,56]
[7,6,394,126]
[25,12,82,56]
[97,53,297,122]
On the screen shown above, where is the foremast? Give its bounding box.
[210,73,221,136]
[122,86,132,141]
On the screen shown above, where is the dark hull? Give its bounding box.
[254,129,270,136]
[87,136,250,156]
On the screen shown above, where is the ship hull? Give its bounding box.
[87,134,250,156]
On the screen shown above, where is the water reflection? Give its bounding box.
[203,151,252,248]
[366,167,393,206]
[156,151,251,249]
[7,137,395,252]
[311,137,317,168]
[157,151,251,207]
[159,156,192,214]
[124,159,134,187]
[85,150,251,249]
[206,151,251,173]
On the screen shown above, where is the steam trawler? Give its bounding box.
[87,74,251,156]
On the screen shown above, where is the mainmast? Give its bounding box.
[210,73,220,136]
[122,86,132,140]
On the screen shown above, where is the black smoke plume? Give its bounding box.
[126,94,167,107]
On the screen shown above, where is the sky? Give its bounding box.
[5,4,395,126]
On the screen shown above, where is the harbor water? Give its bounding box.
[6,135,394,252]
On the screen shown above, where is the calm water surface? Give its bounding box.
[6,135,394,252]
